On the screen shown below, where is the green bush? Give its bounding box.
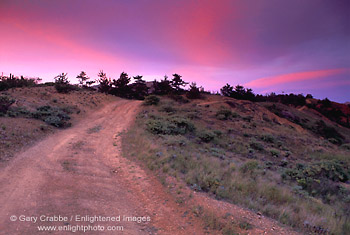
[239,221,252,230]
[171,117,195,133]
[146,116,195,135]
[160,105,176,113]
[215,108,232,120]
[282,160,349,200]
[0,95,15,114]
[6,106,31,117]
[249,141,264,151]
[32,105,71,128]
[260,134,276,143]
[240,160,259,174]
[197,130,216,143]
[143,95,160,105]
[269,148,280,157]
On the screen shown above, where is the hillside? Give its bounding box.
[0,86,116,162]
[123,93,350,234]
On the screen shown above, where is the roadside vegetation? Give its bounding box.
[122,94,350,234]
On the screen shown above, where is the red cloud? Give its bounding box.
[246,68,350,88]
[0,10,128,68]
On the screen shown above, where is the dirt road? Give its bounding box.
[0,100,204,234]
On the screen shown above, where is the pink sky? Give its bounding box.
[0,0,349,102]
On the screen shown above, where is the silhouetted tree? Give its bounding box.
[111,72,131,98]
[54,73,69,84]
[54,73,75,93]
[0,74,40,91]
[86,80,96,87]
[77,71,89,87]
[97,70,111,93]
[245,88,256,101]
[321,98,332,108]
[306,94,313,99]
[77,71,95,88]
[130,75,148,100]
[153,75,173,95]
[171,73,188,93]
[186,82,202,99]
[234,85,245,97]
[220,83,234,97]
[220,83,256,101]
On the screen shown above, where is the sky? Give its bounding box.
[0,0,349,102]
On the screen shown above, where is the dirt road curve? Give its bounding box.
[0,100,204,235]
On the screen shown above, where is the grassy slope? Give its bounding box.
[122,94,350,234]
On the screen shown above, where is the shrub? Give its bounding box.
[144,95,160,106]
[0,74,40,91]
[6,106,31,117]
[240,160,259,174]
[61,105,80,114]
[197,130,216,143]
[186,111,200,119]
[249,141,264,151]
[341,143,350,150]
[239,221,252,230]
[269,148,280,157]
[146,116,195,135]
[44,116,63,127]
[146,119,172,134]
[0,95,15,114]
[54,73,77,93]
[55,83,78,93]
[32,105,71,128]
[213,130,222,137]
[282,160,349,200]
[160,105,176,113]
[260,134,276,143]
[313,120,344,145]
[186,82,202,99]
[170,117,195,134]
[196,171,221,192]
[169,94,190,103]
[216,108,232,120]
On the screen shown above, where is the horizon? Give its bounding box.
[1,0,349,102]
[1,70,350,104]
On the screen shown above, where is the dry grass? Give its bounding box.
[122,94,350,234]
[0,86,116,162]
